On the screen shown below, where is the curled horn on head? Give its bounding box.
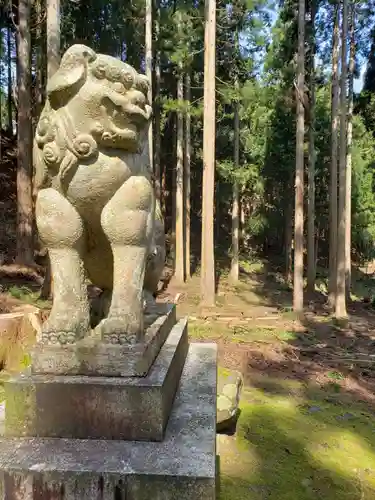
[47,45,97,109]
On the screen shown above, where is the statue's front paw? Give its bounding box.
[41,312,90,345]
[94,312,143,345]
[41,327,78,345]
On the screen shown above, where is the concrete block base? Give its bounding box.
[4,318,188,442]
[0,343,217,500]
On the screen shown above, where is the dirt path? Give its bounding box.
[161,272,375,411]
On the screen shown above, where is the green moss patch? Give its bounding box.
[219,382,375,499]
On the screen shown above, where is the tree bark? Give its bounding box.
[335,0,348,319]
[285,196,293,283]
[154,0,161,187]
[240,190,247,250]
[345,4,355,297]
[175,64,185,282]
[307,0,316,295]
[35,0,44,122]
[47,0,60,80]
[171,114,177,268]
[0,62,2,141]
[145,0,153,171]
[184,71,191,279]
[16,0,34,265]
[293,0,305,313]
[328,2,340,309]
[230,84,240,282]
[40,0,61,299]
[201,0,216,306]
[7,25,13,133]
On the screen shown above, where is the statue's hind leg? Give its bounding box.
[36,188,90,344]
[94,175,154,344]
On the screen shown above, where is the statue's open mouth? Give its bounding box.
[102,90,150,136]
[121,102,151,123]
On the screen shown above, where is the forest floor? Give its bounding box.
[160,260,375,500]
[1,258,375,498]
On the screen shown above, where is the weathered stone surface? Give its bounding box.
[33,44,166,346]
[0,343,217,499]
[0,403,4,436]
[5,318,188,442]
[216,369,242,432]
[31,304,176,377]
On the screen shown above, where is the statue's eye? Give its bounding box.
[95,65,106,79]
[136,76,149,96]
[37,117,50,136]
[121,71,134,89]
[113,81,126,94]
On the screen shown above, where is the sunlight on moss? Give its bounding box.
[217,366,232,378]
[275,330,297,341]
[220,383,375,500]
[189,321,297,345]
[188,322,219,339]
[239,259,265,274]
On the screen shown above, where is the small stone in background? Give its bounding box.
[217,369,243,433]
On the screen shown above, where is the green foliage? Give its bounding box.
[8,285,50,308]
[351,115,375,262]
[1,0,375,273]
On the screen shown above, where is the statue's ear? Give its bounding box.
[47,65,85,108]
[47,45,96,108]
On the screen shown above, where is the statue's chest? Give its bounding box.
[62,153,133,216]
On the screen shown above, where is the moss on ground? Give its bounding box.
[189,321,297,344]
[7,285,50,309]
[219,382,375,499]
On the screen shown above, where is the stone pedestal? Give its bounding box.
[31,304,176,377]
[5,318,188,441]
[0,307,218,499]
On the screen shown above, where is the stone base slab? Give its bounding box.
[0,343,217,500]
[4,318,188,442]
[31,304,176,377]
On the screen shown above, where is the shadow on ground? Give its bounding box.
[219,318,375,500]
[211,261,375,499]
[220,385,375,500]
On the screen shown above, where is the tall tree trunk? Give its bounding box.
[345,4,355,297]
[175,64,185,282]
[230,84,240,282]
[0,63,2,141]
[16,0,34,265]
[184,70,191,280]
[201,0,216,306]
[240,190,247,250]
[7,24,13,133]
[47,0,60,80]
[328,2,340,309]
[307,0,316,295]
[230,26,240,283]
[293,0,305,313]
[154,0,161,188]
[35,0,43,122]
[285,196,293,283]
[171,114,177,268]
[41,0,61,299]
[335,0,348,319]
[145,0,153,171]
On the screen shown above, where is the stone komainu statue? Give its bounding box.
[33,44,165,346]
